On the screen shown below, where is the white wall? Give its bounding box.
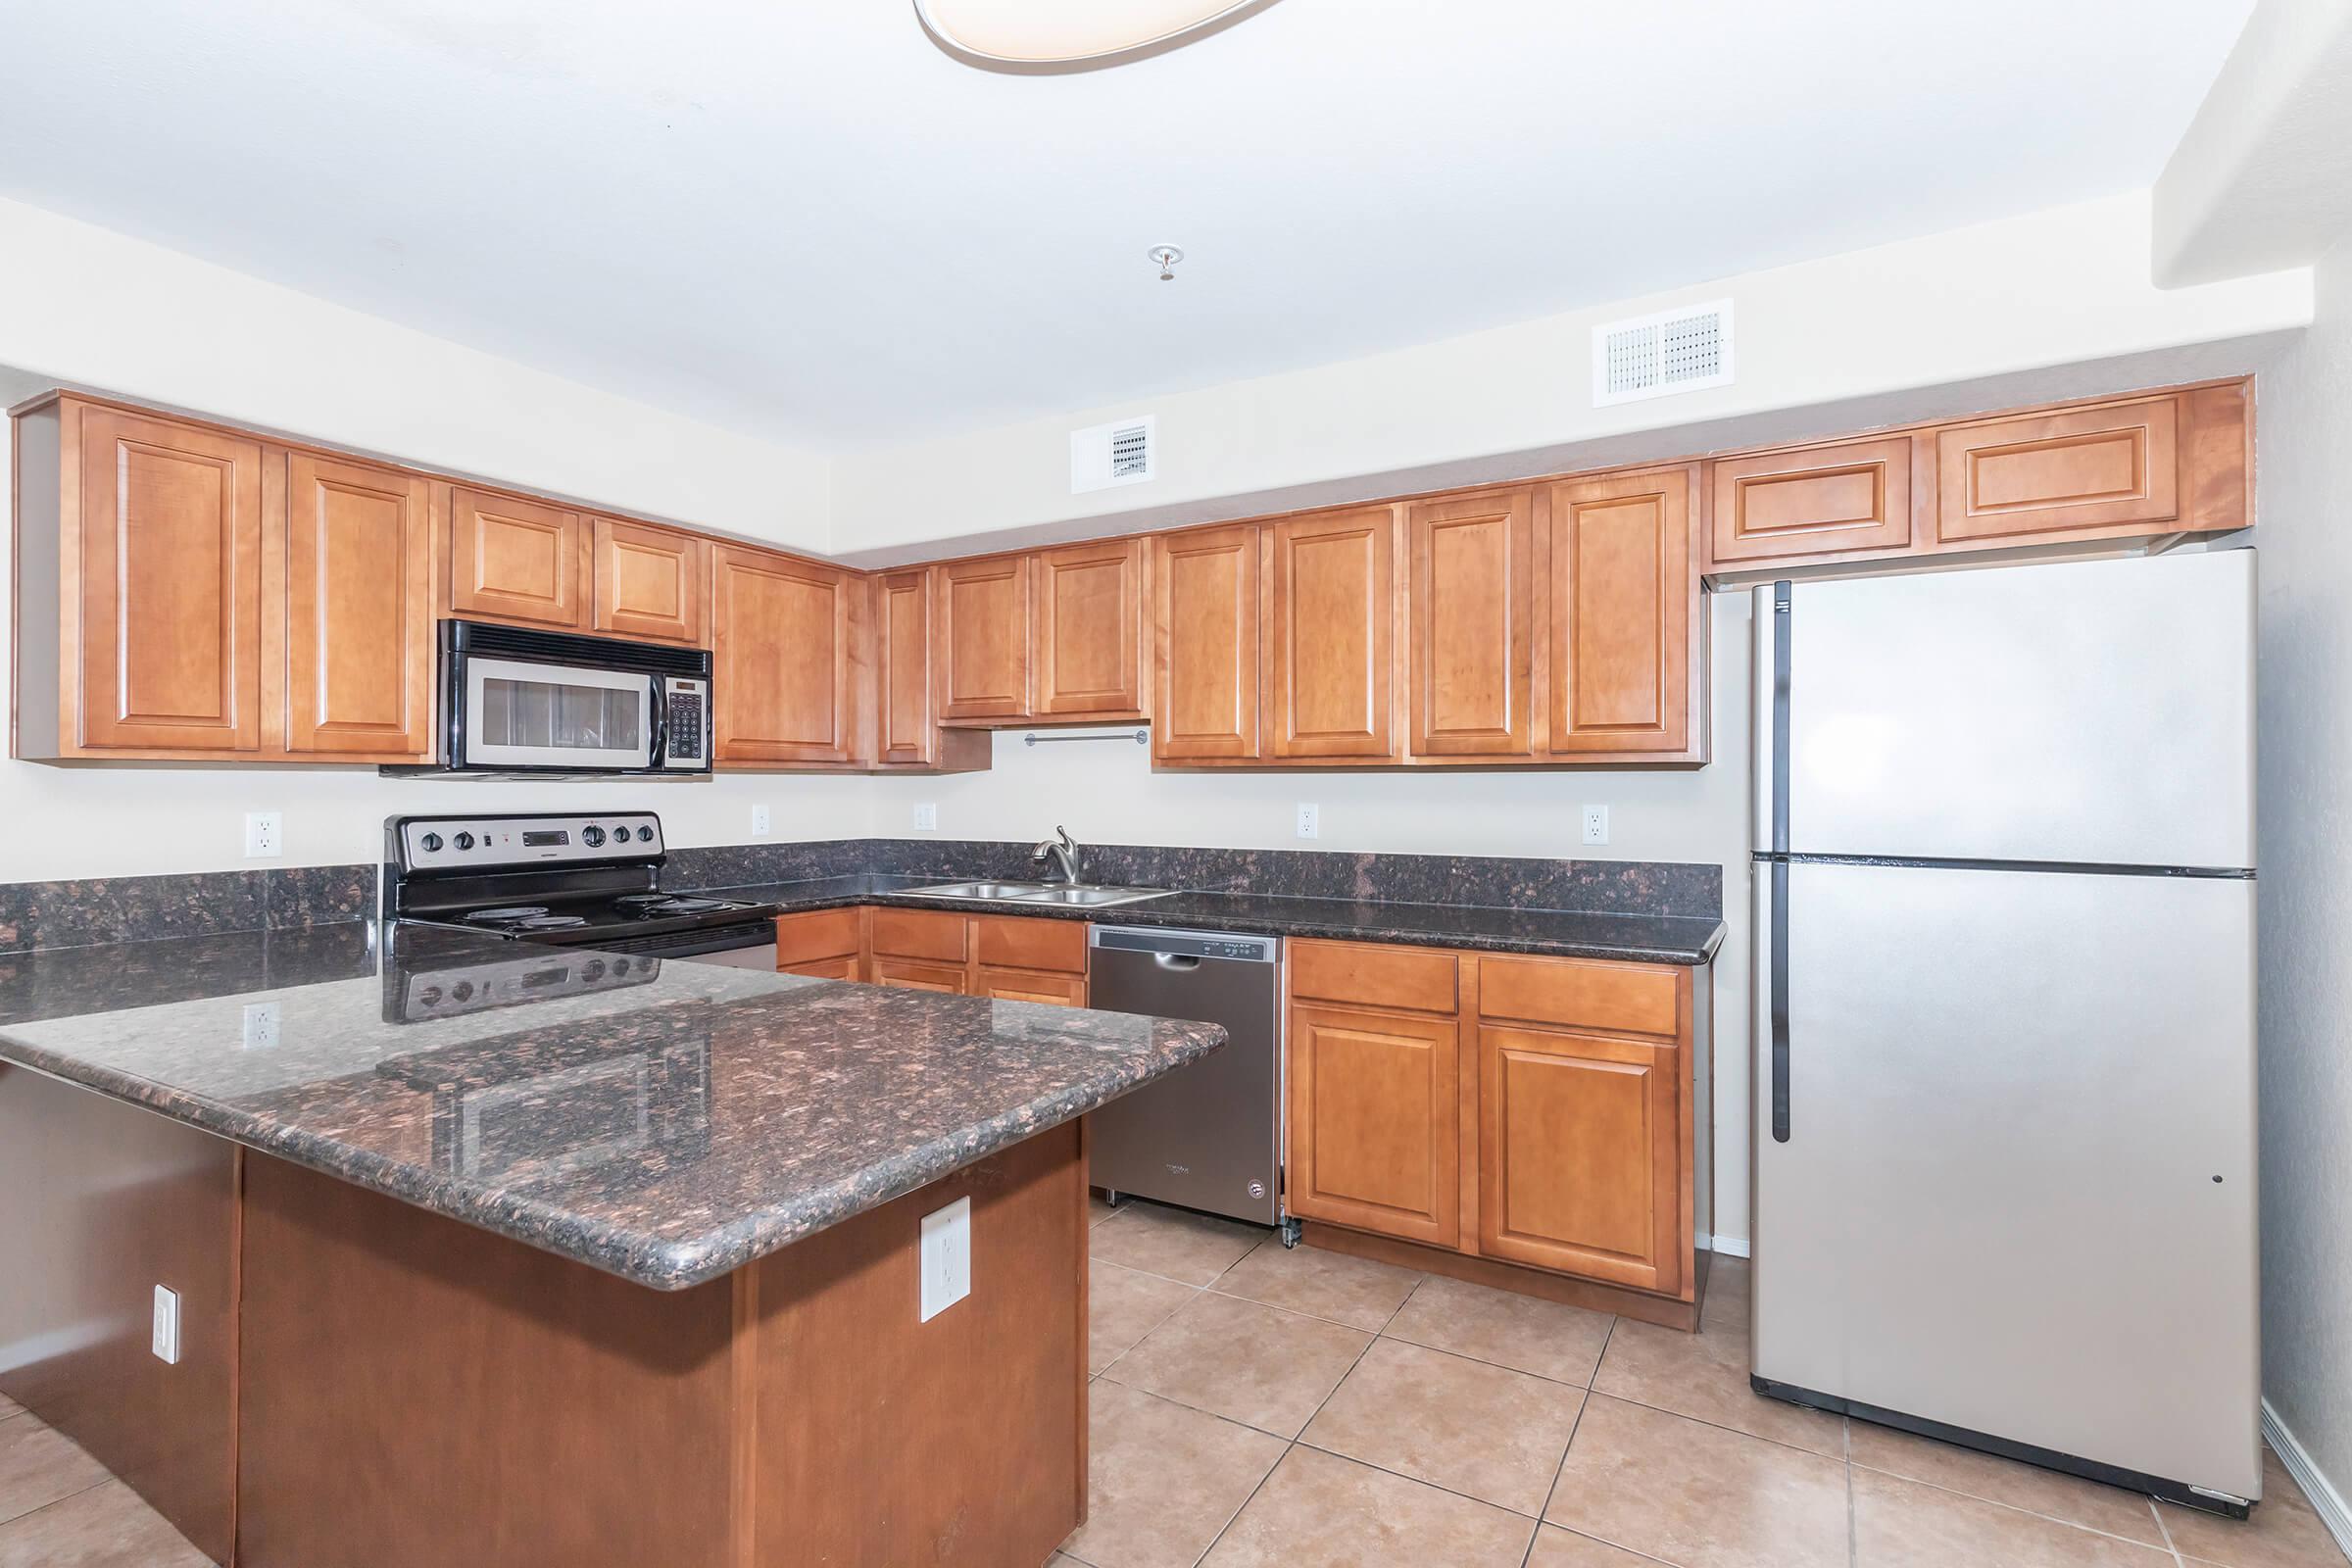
[0,197,831,553]
[830,193,2311,559]
[867,593,1757,1250]
[2249,236,2352,1501]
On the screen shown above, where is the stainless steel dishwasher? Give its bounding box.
[1086,925,1292,1239]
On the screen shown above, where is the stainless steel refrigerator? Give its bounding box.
[1748,548,2260,1515]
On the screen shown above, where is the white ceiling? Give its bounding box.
[0,0,2254,451]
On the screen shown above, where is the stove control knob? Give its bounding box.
[636,825,656,843]
[453,831,475,852]
[419,832,444,854]
[612,823,631,842]
[581,825,607,848]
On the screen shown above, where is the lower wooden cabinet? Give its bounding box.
[973,967,1086,1006]
[1282,938,1703,1305]
[778,906,1087,1002]
[1285,1003,1461,1249]
[870,958,966,994]
[779,956,859,981]
[1478,1025,1682,1295]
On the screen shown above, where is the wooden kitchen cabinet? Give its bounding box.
[870,570,991,773]
[1936,395,2180,544]
[868,906,967,966]
[934,555,1032,721]
[280,451,433,759]
[1407,487,1536,759]
[1032,538,1148,720]
[1151,524,1262,762]
[448,487,589,630]
[592,517,705,645]
[1478,1025,1683,1294]
[1706,435,1920,566]
[709,543,860,767]
[773,908,862,979]
[1286,960,1462,1250]
[1267,505,1400,761]
[869,958,966,994]
[973,967,1087,1006]
[1545,466,1702,761]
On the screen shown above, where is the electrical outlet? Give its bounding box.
[151,1285,180,1365]
[242,1002,279,1050]
[1296,803,1320,840]
[918,1196,971,1322]
[751,803,771,836]
[1581,805,1610,846]
[913,803,939,832]
[244,810,282,858]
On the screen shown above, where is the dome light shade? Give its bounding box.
[913,0,1274,70]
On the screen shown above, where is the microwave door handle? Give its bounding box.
[648,677,668,769]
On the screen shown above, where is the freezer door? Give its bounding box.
[1759,550,2253,868]
[1751,860,2259,1498]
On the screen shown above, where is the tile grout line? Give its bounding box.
[1845,1414,1858,1568]
[1533,1314,1617,1545]
[0,1473,118,1536]
[2148,1495,2185,1566]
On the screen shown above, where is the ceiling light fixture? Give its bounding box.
[1149,245,1184,281]
[912,0,1279,73]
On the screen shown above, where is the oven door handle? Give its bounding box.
[648,676,669,769]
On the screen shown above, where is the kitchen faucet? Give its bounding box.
[1032,826,1082,886]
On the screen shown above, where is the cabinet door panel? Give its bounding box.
[1546,466,1698,758]
[449,488,586,629]
[1033,539,1145,718]
[1408,488,1534,757]
[936,556,1031,720]
[1707,436,1915,565]
[1478,1026,1681,1294]
[772,908,861,968]
[592,518,704,645]
[1286,1004,1458,1247]
[870,957,966,995]
[874,569,937,765]
[1151,525,1261,760]
[868,907,967,963]
[710,545,857,764]
[778,956,860,981]
[75,407,263,752]
[974,966,1085,1006]
[1936,397,2180,542]
[1268,507,1398,760]
[284,452,431,758]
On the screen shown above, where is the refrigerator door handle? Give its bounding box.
[1771,858,1790,1143]
[1772,580,1791,856]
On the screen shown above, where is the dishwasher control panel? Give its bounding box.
[1089,926,1279,963]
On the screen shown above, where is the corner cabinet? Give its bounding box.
[709,543,861,768]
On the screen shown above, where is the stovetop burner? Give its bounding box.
[465,905,552,923]
[514,914,590,930]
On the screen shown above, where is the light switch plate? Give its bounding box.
[1296,803,1320,840]
[244,810,282,858]
[918,1196,971,1322]
[913,803,939,832]
[151,1285,180,1364]
[1581,805,1610,846]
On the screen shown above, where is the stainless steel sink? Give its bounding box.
[904,880,1174,908]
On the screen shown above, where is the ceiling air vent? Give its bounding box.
[1592,299,1734,407]
[1071,415,1157,494]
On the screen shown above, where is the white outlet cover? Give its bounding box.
[1581,805,1610,846]
[913,803,939,832]
[242,1002,280,1050]
[151,1285,180,1365]
[919,1196,971,1322]
[1296,803,1320,840]
[752,803,771,836]
[243,810,282,858]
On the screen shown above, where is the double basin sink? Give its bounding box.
[903,880,1175,909]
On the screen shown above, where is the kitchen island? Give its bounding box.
[0,921,1226,1568]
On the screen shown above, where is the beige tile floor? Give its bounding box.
[1,1200,2342,1568]
[1071,1196,2352,1568]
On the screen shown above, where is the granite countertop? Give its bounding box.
[708,874,1727,965]
[0,922,1225,1291]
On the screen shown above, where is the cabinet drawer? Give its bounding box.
[772,908,860,966]
[1477,956,1679,1037]
[974,966,1086,1006]
[1289,940,1457,1015]
[869,907,967,963]
[870,957,965,994]
[972,915,1086,975]
[778,955,859,981]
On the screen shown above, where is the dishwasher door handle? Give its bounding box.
[1152,953,1203,971]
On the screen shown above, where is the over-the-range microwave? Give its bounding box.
[383,619,712,778]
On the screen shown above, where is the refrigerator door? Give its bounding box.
[1751,859,2259,1499]
[1754,550,2254,869]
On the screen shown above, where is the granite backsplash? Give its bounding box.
[0,839,1720,956]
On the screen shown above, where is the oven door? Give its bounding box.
[458,656,657,772]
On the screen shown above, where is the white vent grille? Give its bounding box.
[1592,299,1734,407]
[1070,415,1156,493]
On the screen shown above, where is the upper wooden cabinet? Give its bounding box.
[870,571,990,773]
[1545,466,1702,761]
[1032,539,1147,720]
[281,453,432,760]
[1407,488,1536,759]
[591,518,705,645]
[934,555,1032,722]
[1267,505,1400,761]
[1151,524,1262,762]
[709,543,860,767]
[1935,396,2179,544]
[1707,435,1919,566]
[448,488,588,630]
